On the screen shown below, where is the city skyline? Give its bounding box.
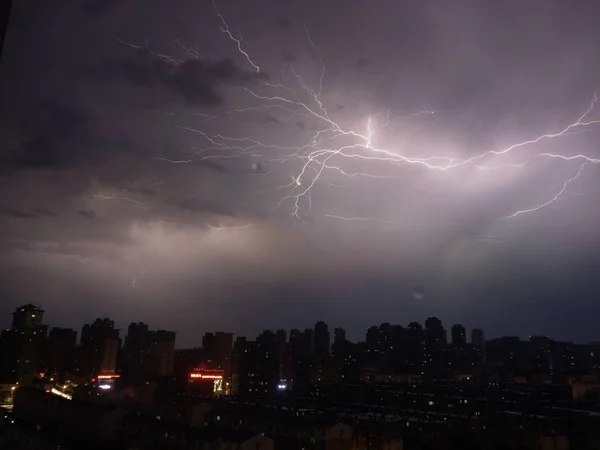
[0,303,585,349]
[1,0,600,344]
[3,302,598,397]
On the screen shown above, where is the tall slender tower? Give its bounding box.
[0,0,12,63]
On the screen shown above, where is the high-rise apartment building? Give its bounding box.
[121,322,149,382]
[471,328,486,366]
[121,323,176,381]
[332,327,348,359]
[314,321,330,356]
[275,329,289,381]
[425,317,447,346]
[334,328,346,344]
[234,331,280,397]
[0,305,48,385]
[203,332,234,380]
[46,328,77,379]
[451,324,467,347]
[77,318,119,378]
[146,330,176,378]
[424,317,446,375]
[471,328,485,349]
[12,304,45,329]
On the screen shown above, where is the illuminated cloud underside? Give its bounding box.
[111,1,600,226]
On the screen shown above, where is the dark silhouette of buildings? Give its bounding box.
[0,305,48,384]
[471,328,486,366]
[332,327,349,359]
[121,323,175,382]
[202,331,233,380]
[174,347,205,387]
[5,302,600,425]
[121,322,149,383]
[275,329,289,381]
[146,330,176,378]
[234,331,281,397]
[425,316,446,346]
[77,318,119,378]
[451,324,467,347]
[314,321,330,356]
[424,317,446,375]
[45,328,77,380]
[471,328,485,348]
[334,327,346,344]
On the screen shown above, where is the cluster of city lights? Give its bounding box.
[189,373,223,380]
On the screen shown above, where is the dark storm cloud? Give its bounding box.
[154,155,232,173]
[2,0,600,344]
[282,52,296,63]
[0,207,36,219]
[78,210,95,219]
[356,57,371,67]
[127,187,156,197]
[2,100,89,168]
[81,0,119,15]
[33,208,58,217]
[264,115,281,125]
[0,239,33,253]
[100,57,267,107]
[193,160,232,173]
[177,198,236,217]
[274,18,293,31]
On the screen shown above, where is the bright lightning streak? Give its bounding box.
[93,194,146,205]
[212,0,260,73]
[303,24,326,98]
[453,93,600,169]
[503,162,588,219]
[132,19,600,223]
[155,156,194,164]
[189,78,600,220]
[324,215,400,225]
[207,223,255,231]
[380,110,438,130]
[175,39,203,60]
[115,37,203,67]
[115,37,144,50]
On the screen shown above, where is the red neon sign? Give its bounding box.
[97,374,120,380]
[189,373,223,380]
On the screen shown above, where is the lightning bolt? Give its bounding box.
[324,215,401,225]
[175,39,203,60]
[155,156,194,164]
[303,24,326,99]
[503,162,588,219]
[452,92,600,169]
[212,0,260,73]
[207,223,256,231]
[93,194,146,205]
[129,18,600,224]
[115,37,203,66]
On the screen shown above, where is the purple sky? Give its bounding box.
[1,0,600,346]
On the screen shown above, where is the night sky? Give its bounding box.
[1,0,600,347]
